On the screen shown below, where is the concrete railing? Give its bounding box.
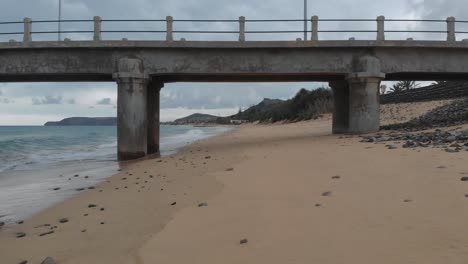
[1,16,468,42]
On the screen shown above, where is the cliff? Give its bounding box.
[44,117,117,126]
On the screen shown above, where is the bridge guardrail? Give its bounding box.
[1,16,468,42]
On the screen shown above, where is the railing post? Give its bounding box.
[23,17,32,42]
[239,16,246,42]
[447,16,456,42]
[166,16,173,41]
[93,16,102,41]
[311,16,318,41]
[377,16,385,41]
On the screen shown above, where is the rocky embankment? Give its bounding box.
[381,98,468,131]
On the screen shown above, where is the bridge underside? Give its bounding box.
[2,41,468,159]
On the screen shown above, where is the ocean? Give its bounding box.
[0,125,231,224]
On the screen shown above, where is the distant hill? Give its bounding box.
[44,117,117,126]
[172,113,220,124]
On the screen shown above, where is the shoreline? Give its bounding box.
[1,118,468,264]
[0,125,233,227]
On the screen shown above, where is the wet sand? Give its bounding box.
[1,117,468,264]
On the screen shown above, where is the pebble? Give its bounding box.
[240,238,248,244]
[322,191,332,197]
[171,202,177,206]
[58,218,69,223]
[53,187,61,191]
[81,229,87,232]
[100,208,105,211]
[88,204,97,208]
[75,188,85,192]
[39,231,54,237]
[205,156,211,159]
[331,176,341,179]
[88,186,95,190]
[0,221,4,227]
[198,202,208,207]
[315,203,321,207]
[226,168,234,171]
[40,257,56,264]
[404,199,413,203]
[19,260,28,264]
[17,220,24,225]
[461,177,468,181]
[16,232,26,238]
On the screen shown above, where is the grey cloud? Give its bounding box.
[1,98,11,104]
[67,98,76,104]
[97,98,112,105]
[32,95,63,105]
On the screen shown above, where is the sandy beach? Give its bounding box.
[1,116,468,264]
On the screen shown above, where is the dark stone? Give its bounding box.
[331,176,341,179]
[16,232,26,238]
[100,208,105,211]
[226,168,234,171]
[84,176,89,179]
[81,229,87,232]
[88,186,95,190]
[74,174,79,177]
[322,191,332,197]
[17,220,24,225]
[315,203,321,207]
[121,177,127,180]
[75,188,85,191]
[404,199,413,203]
[39,231,54,237]
[205,156,211,159]
[88,204,97,208]
[198,202,208,207]
[19,260,28,264]
[100,222,105,225]
[0,221,4,227]
[171,202,177,206]
[58,218,69,223]
[240,238,248,244]
[53,187,61,191]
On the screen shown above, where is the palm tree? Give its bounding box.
[390,81,420,93]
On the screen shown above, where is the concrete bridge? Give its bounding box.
[2,16,468,159]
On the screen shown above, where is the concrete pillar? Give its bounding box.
[166,16,174,41]
[346,75,383,133]
[23,17,32,42]
[239,16,246,42]
[377,16,385,41]
[93,16,102,41]
[346,55,385,134]
[113,57,149,160]
[329,80,350,134]
[147,80,164,155]
[311,16,318,41]
[447,16,456,43]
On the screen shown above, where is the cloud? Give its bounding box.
[0,89,2,96]
[97,98,112,105]
[32,95,63,105]
[67,98,76,104]
[1,98,11,104]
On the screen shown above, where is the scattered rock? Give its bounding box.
[81,229,87,233]
[100,208,105,211]
[404,199,413,203]
[171,202,177,206]
[19,260,28,264]
[16,232,26,238]
[331,176,341,180]
[17,220,24,225]
[226,168,234,171]
[88,186,95,190]
[205,156,211,159]
[121,177,127,180]
[198,202,208,207]
[40,257,56,264]
[88,204,97,208]
[74,174,79,177]
[387,145,398,150]
[75,188,85,192]
[84,176,89,179]
[0,221,4,227]
[100,222,105,225]
[240,238,248,244]
[39,231,54,237]
[322,191,332,197]
[53,187,61,191]
[315,203,321,207]
[461,177,468,181]
[58,218,69,224]
[437,166,447,169]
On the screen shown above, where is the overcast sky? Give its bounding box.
[0,0,466,125]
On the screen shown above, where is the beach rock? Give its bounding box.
[40,257,56,264]
[171,202,177,206]
[53,187,61,191]
[88,204,97,208]
[322,191,333,197]
[16,232,26,238]
[331,176,341,179]
[226,168,234,171]
[240,238,248,244]
[19,260,28,264]
[0,221,4,227]
[100,222,105,225]
[315,203,321,207]
[58,218,69,223]
[81,229,87,232]
[39,231,54,237]
[100,208,105,211]
[205,156,211,159]
[74,174,79,177]
[17,220,24,225]
[198,202,208,207]
[88,186,95,190]
[404,199,413,203]
[461,177,468,181]
[75,188,85,191]
[387,145,398,149]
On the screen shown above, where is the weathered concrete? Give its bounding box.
[2,41,468,82]
[113,57,149,160]
[346,55,385,134]
[147,80,163,155]
[330,80,349,134]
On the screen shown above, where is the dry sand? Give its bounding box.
[1,117,468,264]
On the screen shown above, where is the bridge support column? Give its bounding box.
[346,74,384,134]
[147,80,164,155]
[113,57,149,160]
[330,80,349,134]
